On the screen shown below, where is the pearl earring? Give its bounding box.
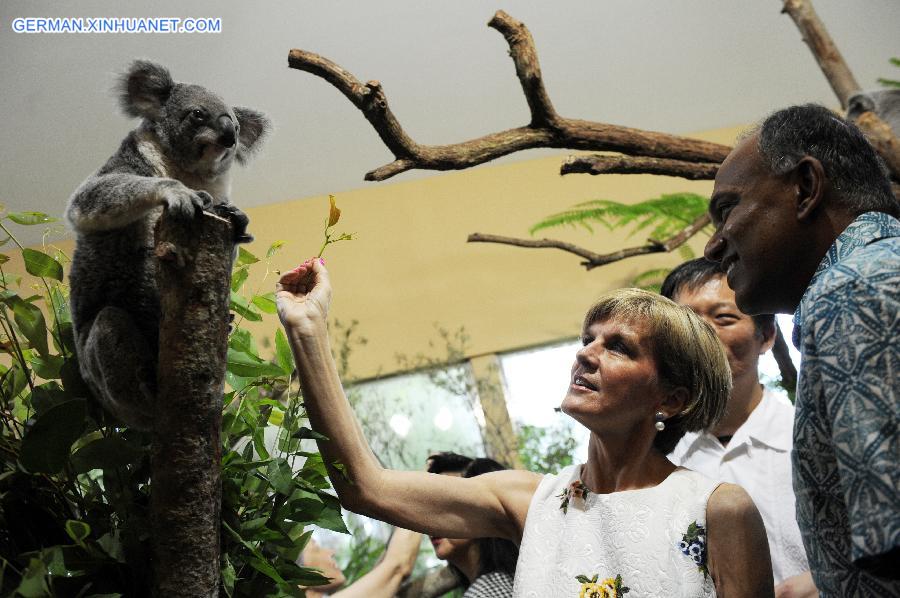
[654,411,666,431]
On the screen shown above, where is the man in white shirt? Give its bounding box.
[661,258,816,598]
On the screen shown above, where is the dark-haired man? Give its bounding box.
[662,259,814,597]
[704,104,899,596]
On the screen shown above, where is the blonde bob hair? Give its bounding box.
[583,288,731,454]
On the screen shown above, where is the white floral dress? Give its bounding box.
[512,465,720,597]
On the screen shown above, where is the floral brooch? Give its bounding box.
[676,521,708,577]
[557,479,589,514]
[575,573,630,598]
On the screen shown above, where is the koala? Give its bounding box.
[66,60,270,430]
[847,88,900,138]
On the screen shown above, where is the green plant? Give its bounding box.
[877,57,900,88]
[517,422,577,475]
[0,207,345,597]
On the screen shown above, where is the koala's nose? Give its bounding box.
[218,116,236,148]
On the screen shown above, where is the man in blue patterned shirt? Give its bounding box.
[703,104,899,597]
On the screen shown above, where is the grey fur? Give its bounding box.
[847,88,900,138]
[66,60,270,430]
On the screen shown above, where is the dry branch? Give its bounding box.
[468,212,710,271]
[781,0,900,178]
[781,0,860,108]
[287,10,731,182]
[151,211,233,597]
[562,155,719,180]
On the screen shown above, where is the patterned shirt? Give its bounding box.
[464,570,514,598]
[791,211,900,597]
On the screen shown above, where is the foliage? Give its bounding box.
[877,57,900,88]
[517,422,577,475]
[529,192,710,241]
[0,206,345,597]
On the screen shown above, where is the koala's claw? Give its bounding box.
[195,190,215,210]
[162,185,207,221]
[211,203,253,244]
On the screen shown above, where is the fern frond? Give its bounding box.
[631,268,672,293]
[530,193,708,240]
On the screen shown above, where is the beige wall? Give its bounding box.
[6,125,744,380]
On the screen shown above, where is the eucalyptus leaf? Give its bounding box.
[251,292,277,314]
[13,300,48,356]
[274,329,294,375]
[65,519,91,543]
[71,436,146,473]
[226,348,284,378]
[21,248,63,281]
[230,292,262,322]
[7,211,56,226]
[236,247,259,266]
[29,353,64,379]
[20,399,86,474]
[230,266,249,292]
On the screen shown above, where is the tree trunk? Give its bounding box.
[151,211,233,597]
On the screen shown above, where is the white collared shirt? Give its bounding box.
[669,389,809,584]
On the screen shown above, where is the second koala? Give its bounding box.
[66,60,270,430]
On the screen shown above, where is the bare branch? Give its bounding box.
[561,155,719,180]
[288,11,731,182]
[468,212,710,271]
[781,0,860,108]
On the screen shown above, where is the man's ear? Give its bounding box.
[758,319,777,354]
[661,386,689,419]
[794,156,827,221]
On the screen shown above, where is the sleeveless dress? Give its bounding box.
[512,464,721,598]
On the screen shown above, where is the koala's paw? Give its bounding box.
[211,203,253,244]
[161,184,210,221]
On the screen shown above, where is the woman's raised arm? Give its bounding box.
[276,259,540,543]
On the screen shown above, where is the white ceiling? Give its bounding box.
[2,1,899,246]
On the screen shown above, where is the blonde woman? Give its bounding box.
[276,260,773,597]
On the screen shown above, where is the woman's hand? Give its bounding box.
[276,258,333,337]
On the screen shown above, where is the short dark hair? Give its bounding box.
[426,452,473,474]
[754,104,898,218]
[659,258,776,336]
[458,457,518,584]
[428,454,518,584]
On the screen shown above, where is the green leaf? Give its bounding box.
[65,519,91,543]
[251,292,277,314]
[230,266,249,292]
[19,399,86,474]
[29,381,68,414]
[71,436,146,473]
[230,292,262,322]
[222,555,237,597]
[1,364,29,403]
[291,426,328,441]
[0,253,8,264]
[7,212,56,226]
[21,248,63,281]
[14,558,50,597]
[236,247,259,266]
[315,492,348,534]
[275,329,294,375]
[268,459,294,495]
[226,348,284,378]
[29,353,64,379]
[266,240,285,258]
[13,300,48,356]
[228,328,257,356]
[575,575,591,584]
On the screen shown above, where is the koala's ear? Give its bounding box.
[118,60,174,121]
[234,107,272,164]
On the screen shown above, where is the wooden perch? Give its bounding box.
[562,155,719,180]
[468,212,710,271]
[287,10,731,182]
[151,211,233,597]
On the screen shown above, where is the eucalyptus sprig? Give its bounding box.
[317,194,353,258]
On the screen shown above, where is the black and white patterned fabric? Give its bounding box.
[463,570,514,598]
